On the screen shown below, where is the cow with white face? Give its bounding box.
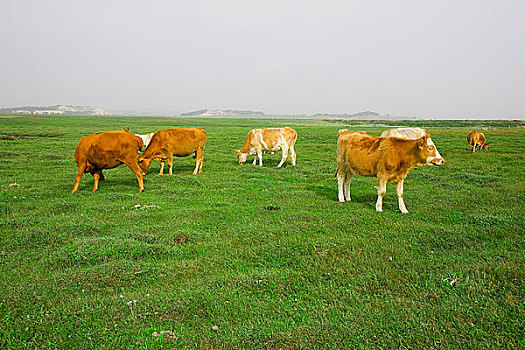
[381,127,443,164]
[335,131,444,213]
[235,127,297,167]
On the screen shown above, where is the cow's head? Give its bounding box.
[418,135,444,166]
[234,150,248,165]
[138,151,165,173]
[482,142,489,150]
[138,155,152,174]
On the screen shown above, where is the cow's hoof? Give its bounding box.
[376,208,383,213]
[401,210,409,214]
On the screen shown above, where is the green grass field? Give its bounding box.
[0,115,523,349]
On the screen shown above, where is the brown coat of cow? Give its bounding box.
[335,132,444,213]
[71,131,144,193]
[138,127,207,175]
[467,131,488,152]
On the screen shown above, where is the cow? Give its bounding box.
[71,131,144,193]
[138,127,207,175]
[335,132,444,213]
[234,127,297,167]
[467,131,488,152]
[380,127,428,139]
[135,133,155,150]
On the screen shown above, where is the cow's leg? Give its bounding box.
[375,176,387,212]
[159,160,165,175]
[123,160,144,192]
[337,174,346,203]
[71,164,85,193]
[277,146,289,167]
[396,179,408,214]
[290,145,296,166]
[198,146,204,173]
[92,171,101,192]
[472,143,477,152]
[252,156,257,165]
[167,154,174,175]
[256,147,263,166]
[193,147,203,175]
[344,172,352,202]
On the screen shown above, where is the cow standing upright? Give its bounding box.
[138,127,207,175]
[71,131,145,193]
[467,131,488,152]
[335,132,444,213]
[235,127,297,167]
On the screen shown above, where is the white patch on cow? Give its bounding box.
[258,131,269,150]
[425,138,443,164]
[275,135,286,152]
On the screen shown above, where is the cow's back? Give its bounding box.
[75,131,141,160]
[256,127,297,149]
[381,127,427,139]
[147,128,207,157]
[467,131,484,144]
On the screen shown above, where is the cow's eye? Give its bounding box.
[427,146,433,151]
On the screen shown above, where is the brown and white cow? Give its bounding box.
[380,127,428,139]
[138,127,207,175]
[235,127,297,167]
[335,132,444,213]
[467,131,488,152]
[71,131,144,193]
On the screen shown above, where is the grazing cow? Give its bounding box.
[335,132,444,213]
[381,127,428,139]
[135,133,155,150]
[71,131,144,193]
[467,131,488,152]
[138,127,207,175]
[235,127,297,167]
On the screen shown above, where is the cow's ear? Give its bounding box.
[418,136,427,148]
[234,150,241,156]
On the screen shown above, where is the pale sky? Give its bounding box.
[1,0,524,118]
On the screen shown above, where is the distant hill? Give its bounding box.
[180,109,408,120]
[0,105,110,116]
[181,109,265,117]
